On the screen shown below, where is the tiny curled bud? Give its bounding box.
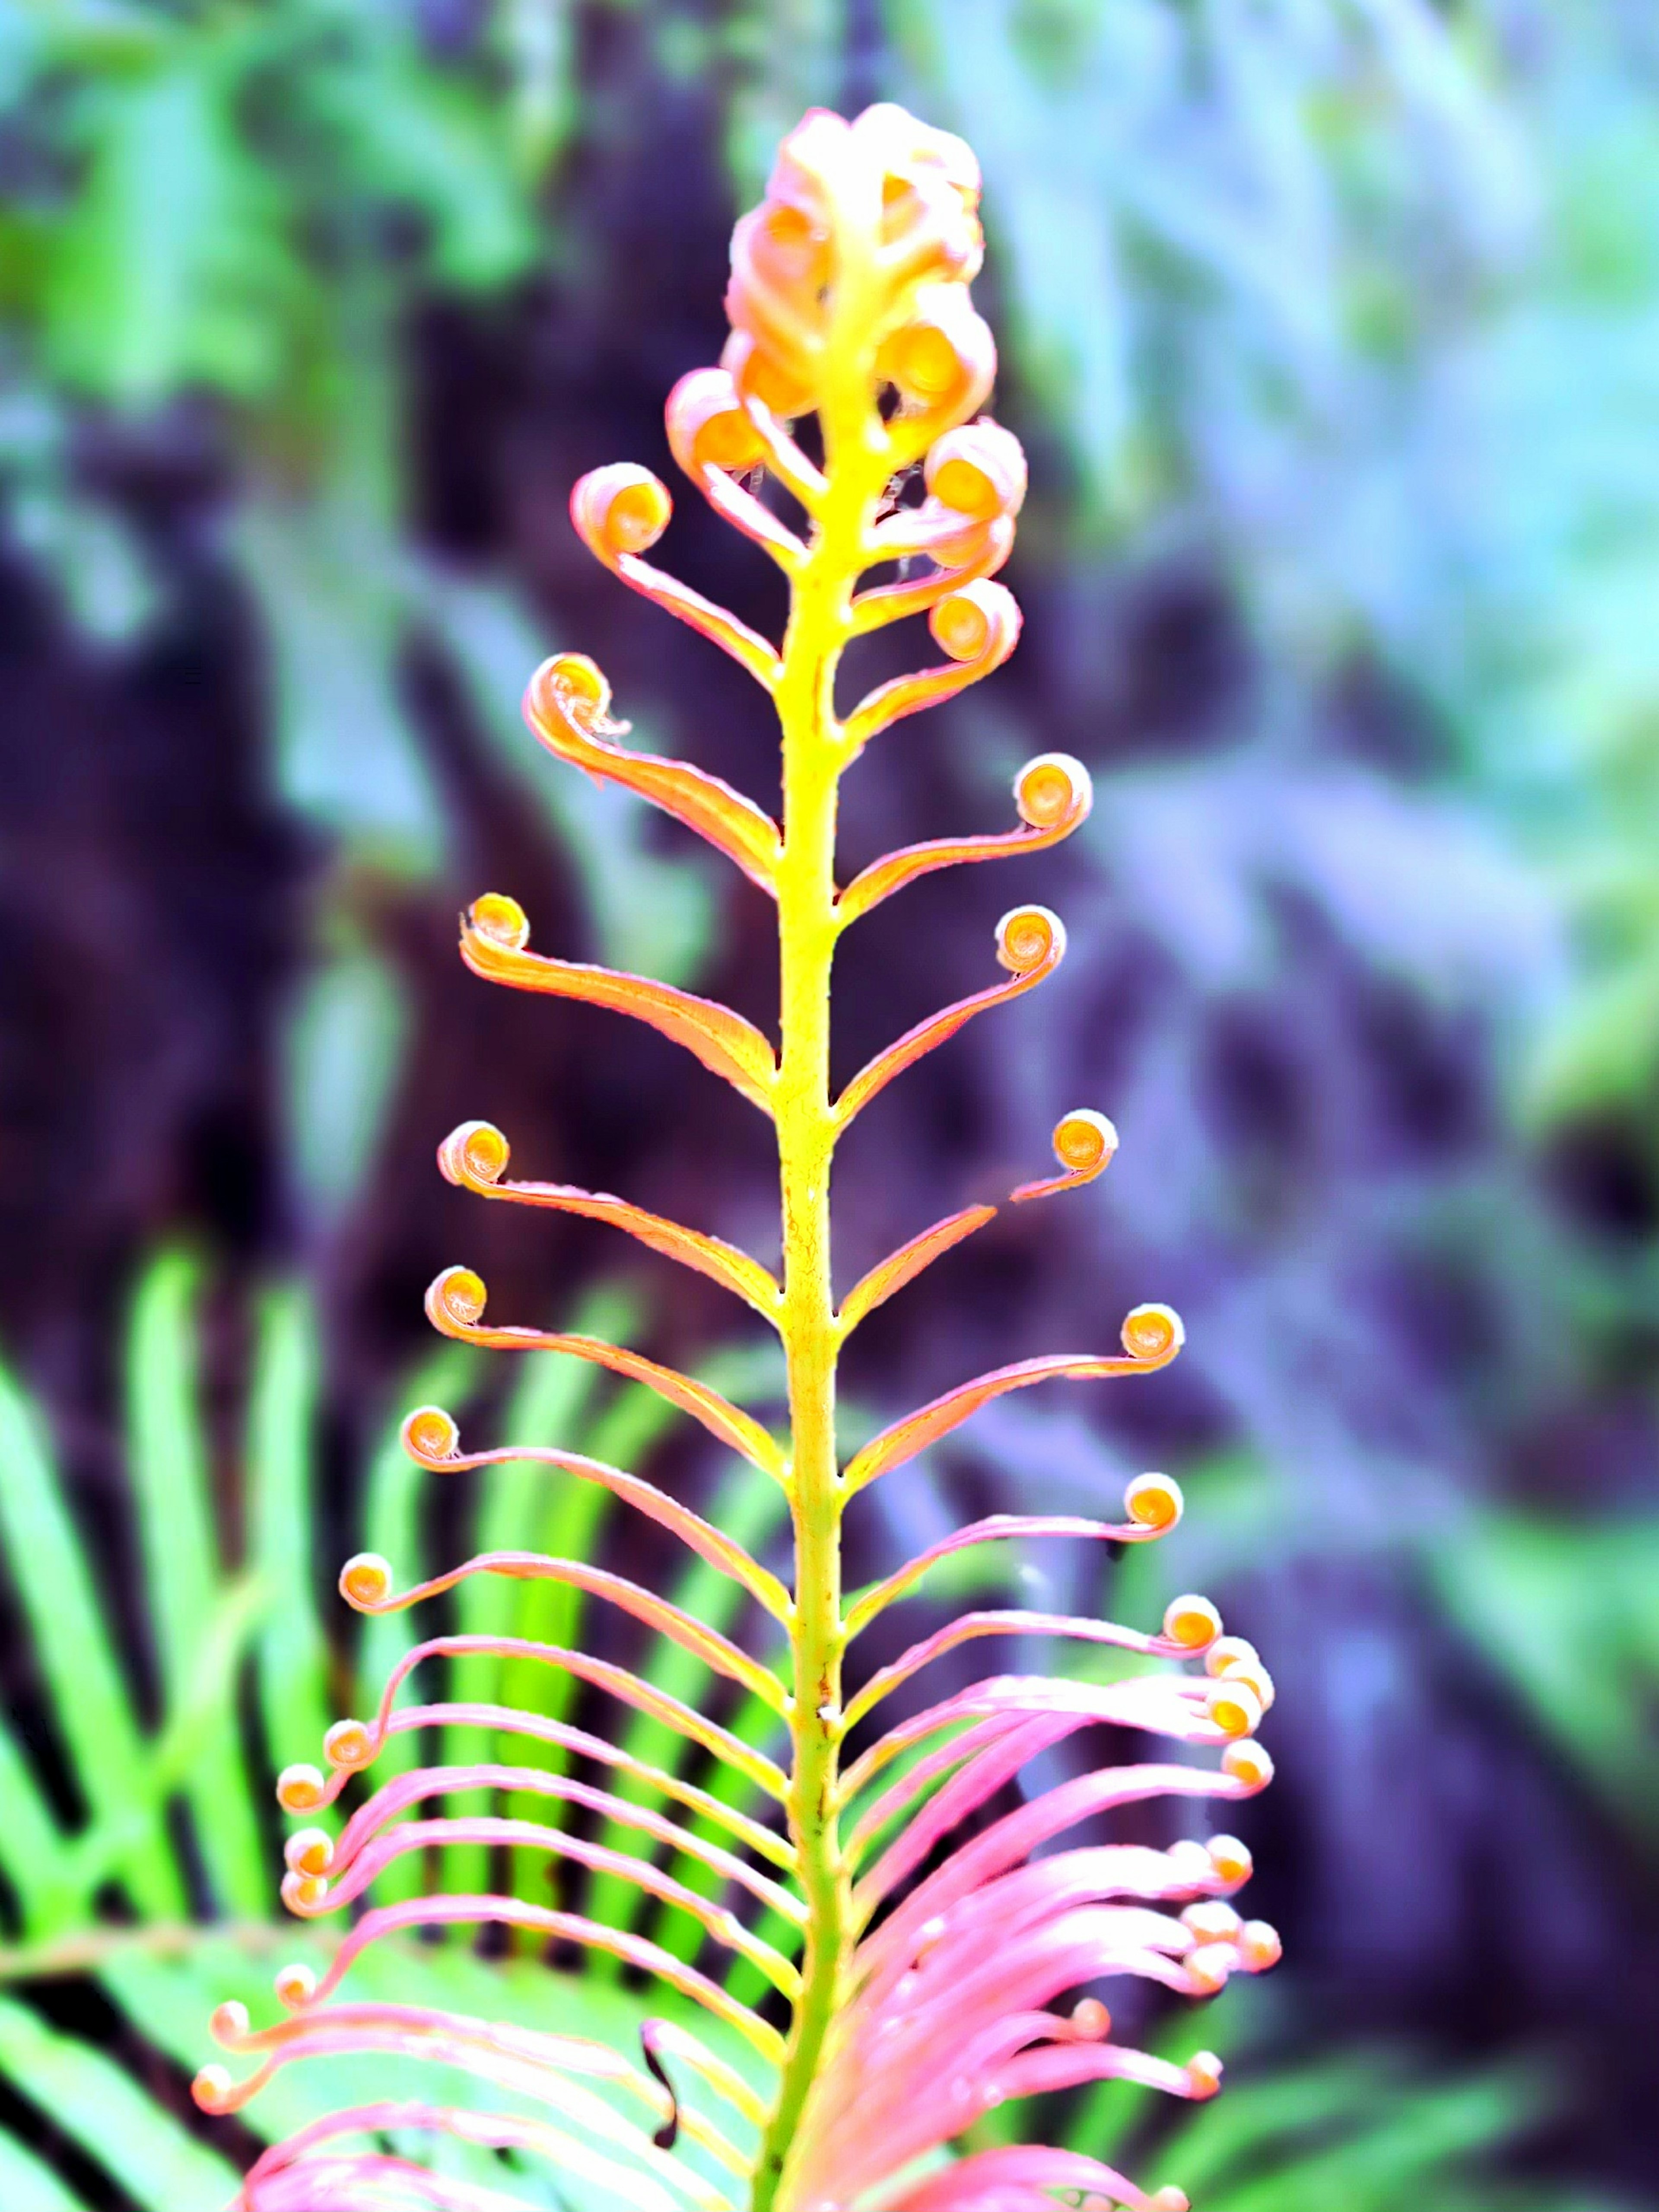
[193,2065,234,2114]
[537,651,612,727]
[879,285,996,420]
[432,1265,487,1328]
[468,892,530,951]
[1182,1900,1242,1945]
[339,1552,393,1608]
[1206,1834,1253,1886]
[1149,2191,1191,2212]
[1207,1677,1263,1739]
[276,1763,326,1814]
[402,1403,460,1463]
[1185,1943,1234,1996]
[1068,1997,1110,2041]
[1166,1837,1214,1887]
[1238,1919,1284,1973]
[929,578,1020,665]
[571,462,672,560]
[994,903,1064,974]
[666,367,766,476]
[1186,2051,1224,2098]
[1222,1740,1274,1791]
[925,419,1028,522]
[1125,1471,1183,1530]
[1121,1302,1185,1361]
[210,2001,250,2045]
[1163,1593,1222,1651]
[439,1119,510,1187]
[283,1870,328,1911]
[721,329,816,423]
[274,1961,318,2010]
[1014,751,1093,833]
[1051,1108,1116,1175]
[283,1828,334,1878]
[323,1717,374,1771]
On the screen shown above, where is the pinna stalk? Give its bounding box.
[196,102,1282,2212]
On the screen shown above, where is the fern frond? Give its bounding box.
[200,101,1281,2212]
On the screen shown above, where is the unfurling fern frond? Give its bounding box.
[197,102,1281,2212]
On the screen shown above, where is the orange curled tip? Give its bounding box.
[466,892,530,953]
[721,328,817,424]
[995,903,1065,974]
[1149,2191,1191,2212]
[1066,1996,1111,2042]
[1238,1919,1284,1973]
[210,2000,251,2045]
[1185,1943,1235,1996]
[1222,1739,1274,1790]
[1120,1302,1184,1362]
[570,462,673,563]
[1185,2050,1225,2098]
[1206,1677,1263,1739]
[439,1118,510,1188]
[666,366,768,477]
[191,2064,235,2114]
[1182,1900,1242,1945]
[1206,1834,1254,1886]
[402,1403,461,1464]
[1163,1593,1222,1652]
[1124,1471,1182,1530]
[338,1552,394,1609]
[283,1828,334,1879]
[428,1264,487,1333]
[925,419,1028,524]
[273,1961,318,2009]
[1010,1107,1117,1204]
[879,284,996,436]
[322,1716,375,1771]
[275,1763,326,1814]
[534,650,617,731]
[1208,1635,1275,1713]
[931,579,1020,667]
[1017,749,1093,831]
[282,1869,328,1911]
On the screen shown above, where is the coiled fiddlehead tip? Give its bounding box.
[275,1763,326,1814]
[879,286,996,425]
[1182,1900,1242,1946]
[1149,2190,1191,2212]
[994,902,1064,974]
[925,418,1028,522]
[1222,1739,1274,1790]
[1124,1470,1183,1530]
[438,1118,511,1187]
[1207,1634,1275,1712]
[210,2002,250,2046]
[192,2065,234,2114]
[1067,1997,1111,2041]
[467,892,530,952]
[401,1402,461,1464]
[721,328,817,422]
[1121,1302,1185,1360]
[571,461,674,561]
[430,1264,487,1328]
[1206,1677,1262,1739]
[1238,1920,1283,1972]
[273,1962,318,2010]
[1206,1834,1253,1886]
[667,366,768,476]
[1185,2052,1224,2099]
[322,1716,375,1771]
[282,1869,328,1911]
[1163,1593,1222,1651]
[1051,1107,1117,1174]
[338,1552,394,1609]
[1014,751,1093,833]
[528,650,619,730]
[283,1827,334,1878]
[929,577,1020,665]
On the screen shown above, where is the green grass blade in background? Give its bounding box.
[0,1722,70,1935]
[0,1362,183,1919]
[248,1283,331,1782]
[0,2131,89,2212]
[0,1994,240,2212]
[127,1252,267,1916]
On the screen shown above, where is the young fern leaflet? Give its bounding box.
[197,102,1282,2212]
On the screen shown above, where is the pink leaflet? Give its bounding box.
[402,1417,791,1621]
[300,1894,785,2062]
[347,1548,787,1712]
[835,942,1063,1133]
[841,597,1021,756]
[837,1204,998,1337]
[524,656,782,895]
[844,1343,1180,1492]
[846,1512,1168,1636]
[846,1711,1068,1868]
[285,1814,799,1996]
[886,2142,1173,2212]
[841,1606,1199,1731]
[424,1270,783,1477]
[460,915,778,1114]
